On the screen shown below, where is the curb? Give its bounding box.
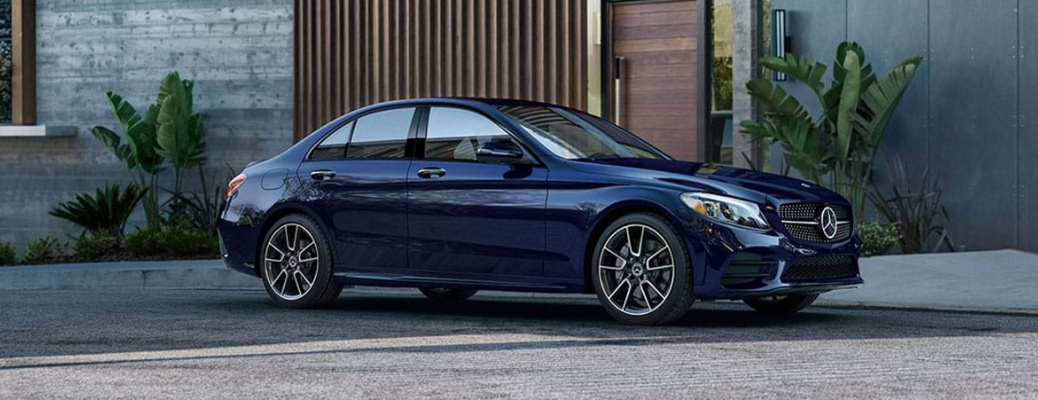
[0,260,256,291]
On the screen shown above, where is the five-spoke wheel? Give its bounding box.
[592,213,694,325]
[260,214,343,308]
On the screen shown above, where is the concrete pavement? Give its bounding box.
[2,250,1036,313]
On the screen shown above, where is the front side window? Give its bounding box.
[345,107,416,159]
[494,106,667,160]
[424,107,511,161]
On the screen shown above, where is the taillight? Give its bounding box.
[226,173,247,200]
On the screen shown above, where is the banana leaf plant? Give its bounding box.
[155,71,206,200]
[89,71,206,228]
[90,93,164,227]
[740,42,923,224]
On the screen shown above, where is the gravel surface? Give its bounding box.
[2,289,1037,399]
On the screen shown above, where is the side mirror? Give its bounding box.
[476,140,524,164]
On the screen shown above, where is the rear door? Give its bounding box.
[407,106,549,278]
[297,107,419,273]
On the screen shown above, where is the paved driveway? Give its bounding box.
[1,289,1036,399]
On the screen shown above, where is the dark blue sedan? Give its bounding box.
[218,98,862,325]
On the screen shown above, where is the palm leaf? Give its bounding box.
[835,50,862,163]
[760,54,828,100]
[745,77,811,121]
[854,56,924,151]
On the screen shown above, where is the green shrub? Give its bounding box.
[123,226,218,257]
[859,220,901,257]
[23,236,64,264]
[72,233,119,260]
[123,226,165,255]
[0,242,16,265]
[165,229,219,256]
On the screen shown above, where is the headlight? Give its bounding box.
[680,193,770,231]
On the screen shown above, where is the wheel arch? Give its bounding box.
[581,200,687,294]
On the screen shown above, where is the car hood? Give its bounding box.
[566,158,847,206]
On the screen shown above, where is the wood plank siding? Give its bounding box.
[294,0,589,141]
[611,0,699,161]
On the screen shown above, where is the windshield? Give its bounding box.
[493,105,669,160]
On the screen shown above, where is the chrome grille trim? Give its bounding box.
[777,203,852,243]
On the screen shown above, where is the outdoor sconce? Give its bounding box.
[773,9,791,82]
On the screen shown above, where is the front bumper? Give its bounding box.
[683,218,863,300]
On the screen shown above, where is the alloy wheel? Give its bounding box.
[598,223,676,316]
[264,223,320,301]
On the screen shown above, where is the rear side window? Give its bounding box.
[424,107,510,161]
[309,121,354,160]
[346,108,416,159]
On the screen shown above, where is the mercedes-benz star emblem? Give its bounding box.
[820,207,839,240]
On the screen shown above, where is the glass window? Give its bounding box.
[494,105,667,160]
[424,107,510,161]
[345,108,415,159]
[308,121,353,160]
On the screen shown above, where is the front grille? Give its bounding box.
[778,203,852,243]
[781,255,858,281]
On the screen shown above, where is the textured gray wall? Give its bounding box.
[772,0,1035,252]
[0,0,293,251]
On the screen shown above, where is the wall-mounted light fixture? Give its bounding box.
[773,9,791,82]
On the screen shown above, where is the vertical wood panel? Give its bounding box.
[295,0,590,140]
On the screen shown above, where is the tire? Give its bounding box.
[418,288,479,301]
[259,214,343,308]
[591,213,695,325]
[743,294,818,314]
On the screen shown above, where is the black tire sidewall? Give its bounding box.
[591,213,694,325]
[259,214,341,308]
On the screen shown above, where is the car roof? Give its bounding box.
[363,97,565,110]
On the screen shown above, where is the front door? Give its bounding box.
[407,106,549,278]
[611,0,699,161]
[296,107,419,273]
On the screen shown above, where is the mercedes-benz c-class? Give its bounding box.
[218,98,862,325]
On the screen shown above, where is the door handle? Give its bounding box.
[416,167,447,179]
[310,169,336,180]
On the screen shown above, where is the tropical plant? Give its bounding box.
[48,183,146,241]
[740,42,923,224]
[22,236,64,264]
[89,71,206,227]
[155,71,206,199]
[867,156,953,254]
[858,220,901,257]
[0,241,15,265]
[90,94,164,227]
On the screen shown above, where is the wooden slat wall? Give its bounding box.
[294,0,588,141]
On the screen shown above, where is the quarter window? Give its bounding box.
[424,107,510,161]
[308,121,353,160]
[345,108,416,159]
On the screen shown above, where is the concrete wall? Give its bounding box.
[772,0,1036,252]
[0,0,293,251]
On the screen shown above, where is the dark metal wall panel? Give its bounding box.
[1019,1,1038,251]
[847,0,929,175]
[928,0,1019,250]
[294,0,589,141]
[773,0,1034,251]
